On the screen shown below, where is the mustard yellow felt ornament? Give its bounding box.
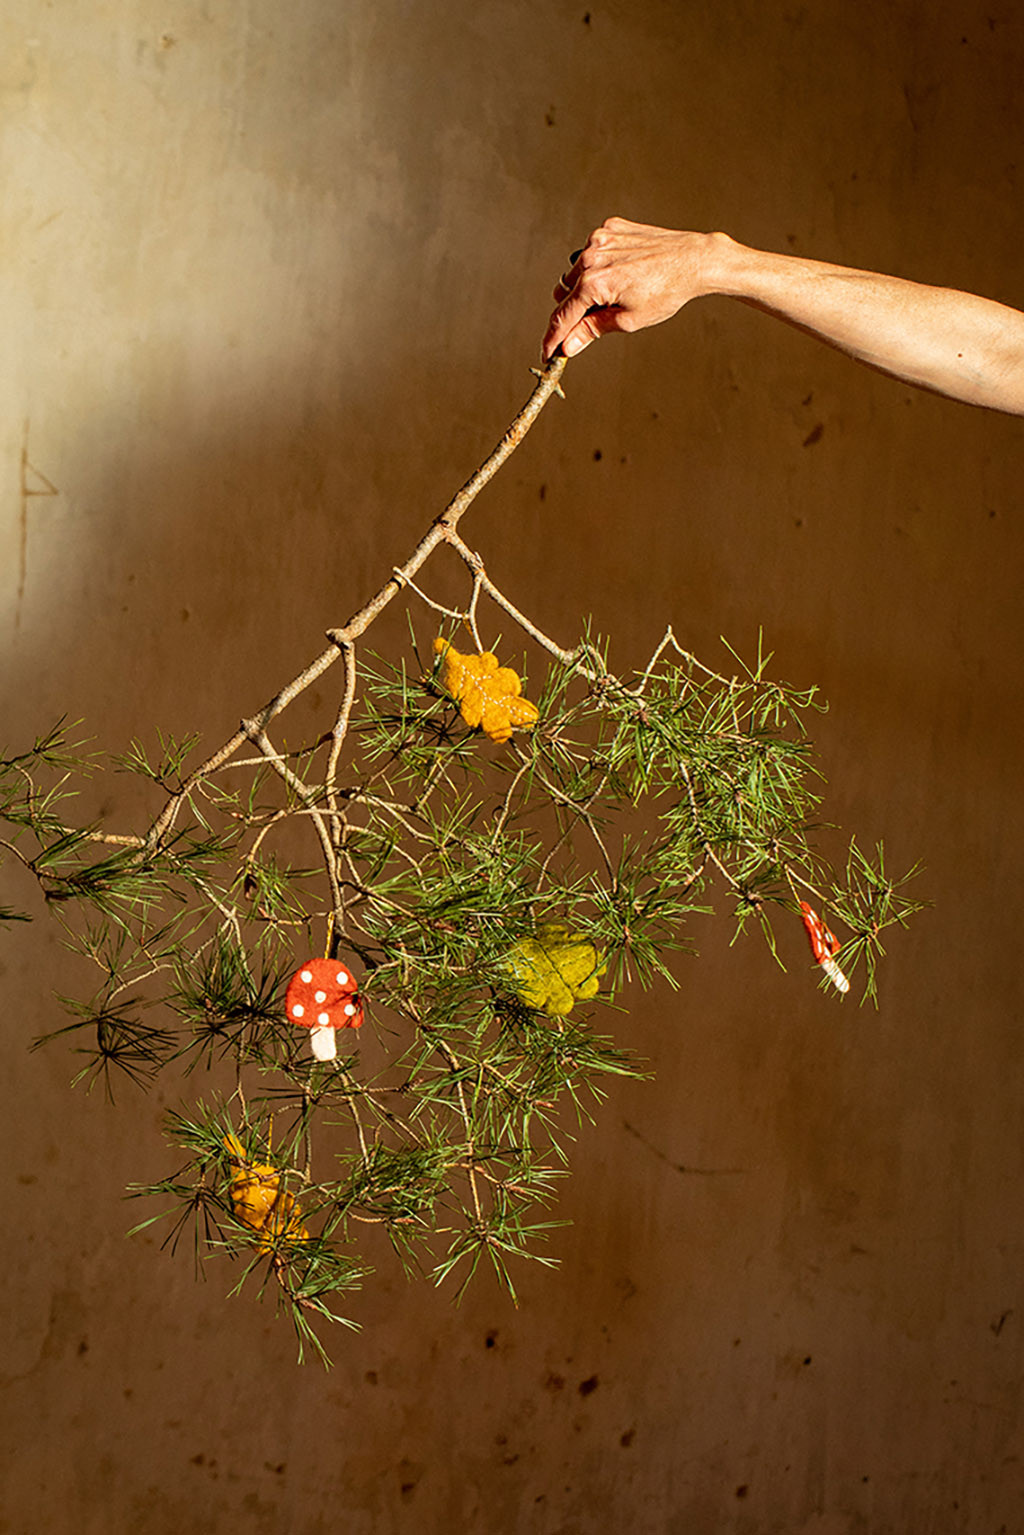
[504,924,606,1017]
[223,1132,308,1250]
[433,637,539,744]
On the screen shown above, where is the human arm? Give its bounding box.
[542,217,1024,415]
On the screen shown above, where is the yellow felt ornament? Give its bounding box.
[504,924,606,1017]
[433,637,539,744]
[223,1132,308,1250]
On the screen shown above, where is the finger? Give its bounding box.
[550,247,589,306]
[553,247,587,302]
[560,305,623,358]
[542,289,594,360]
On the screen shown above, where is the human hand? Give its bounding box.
[542,217,719,361]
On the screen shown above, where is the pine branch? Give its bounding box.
[4,354,923,1363]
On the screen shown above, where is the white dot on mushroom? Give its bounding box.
[318,1011,329,1025]
[336,971,349,986]
[292,1004,304,1018]
[344,1003,356,1016]
[300,970,312,983]
[314,990,327,1003]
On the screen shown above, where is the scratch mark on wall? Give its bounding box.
[17,419,59,627]
[623,1119,745,1176]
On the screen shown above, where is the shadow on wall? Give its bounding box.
[9,345,510,747]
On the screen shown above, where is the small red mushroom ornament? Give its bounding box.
[284,957,364,1061]
[799,901,850,994]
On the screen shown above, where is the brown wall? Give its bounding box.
[3,3,1023,1530]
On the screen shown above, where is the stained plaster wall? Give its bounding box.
[2,3,1023,1532]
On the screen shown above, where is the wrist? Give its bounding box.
[700,230,758,300]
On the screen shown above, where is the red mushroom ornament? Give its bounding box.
[798,901,850,994]
[284,957,364,1061]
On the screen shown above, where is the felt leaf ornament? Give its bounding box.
[504,923,606,1017]
[433,636,539,744]
[799,901,850,994]
[285,957,364,1061]
[223,1133,308,1250]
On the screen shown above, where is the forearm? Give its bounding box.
[545,218,1024,415]
[707,233,1024,414]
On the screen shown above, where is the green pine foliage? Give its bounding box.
[0,360,921,1362]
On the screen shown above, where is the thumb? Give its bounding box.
[543,290,598,361]
[559,305,623,358]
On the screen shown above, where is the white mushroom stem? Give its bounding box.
[310,1024,338,1061]
[821,956,850,994]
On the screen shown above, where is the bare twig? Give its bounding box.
[145,358,567,852]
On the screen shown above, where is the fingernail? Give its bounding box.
[564,337,582,358]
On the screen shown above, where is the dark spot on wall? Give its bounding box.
[620,1428,635,1448]
[190,1453,206,1466]
[593,448,603,461]
[364,1369,378,1384]
[539,483,547,501]
[578,1374,599,1396]
[264,1461,286,1476]
[803,1356,813,1366]
[77,1339,89,1356]
[398,1459,424,1502]
[545,106,556,127]
[582,11,591,22]
[544,1372,565,1392]
[801,392,813,406]
[802,423,824,448]
[991,1309,1013,1335]
[485,1329,498,1348]
[736,1484,749,1499]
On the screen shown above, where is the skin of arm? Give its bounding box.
[542,217,1024,415]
